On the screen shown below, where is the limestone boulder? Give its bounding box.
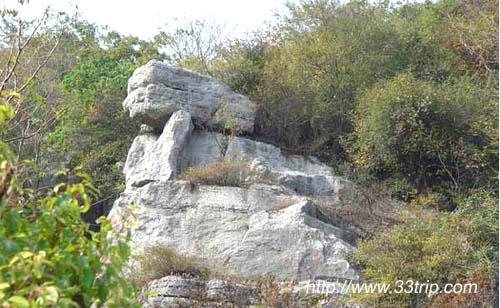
[112,64,365,296]
[124,110,193,187]
[143,276,259,307]
[110,181,358,281]
[123,60,256,134]
[143,275,363,308]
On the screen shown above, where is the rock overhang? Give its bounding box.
[123,60,256,134]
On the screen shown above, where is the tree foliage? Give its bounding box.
[208,0,498,174]
[0,102,137,307]
[52,30,165,220]
[350,74,497,194]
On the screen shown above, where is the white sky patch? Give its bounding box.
[4,0,292,39]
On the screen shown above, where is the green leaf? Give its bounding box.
[8,296,30,307]
[81,268,94,288]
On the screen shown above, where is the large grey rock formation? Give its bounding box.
[111,64,362,292]
[112,180,357,279]
[123,60,256,134]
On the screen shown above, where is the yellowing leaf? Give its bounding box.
[19,251,33,259]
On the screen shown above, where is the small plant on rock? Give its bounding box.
[179,158,256,187]
[131,245,209,287]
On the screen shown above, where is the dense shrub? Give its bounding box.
[354,192,498,307]
[410,192,452,211]
[350,74,497,195]
[354,210,469,307]
[211,39,267,96]
[179,158,255,187]
[244,1,400,161]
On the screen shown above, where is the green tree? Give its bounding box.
[53,31,165,221]
[0,101,138,307]
[252,0,401,161]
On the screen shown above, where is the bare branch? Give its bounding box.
[0,40,16,78]
[11,31,62,98]
[4,109,61,143]
[0,19,23,94]
[20,10,48,50]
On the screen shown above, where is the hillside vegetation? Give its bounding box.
[0,0,497,306]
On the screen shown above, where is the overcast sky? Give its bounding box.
[5,0,292,39]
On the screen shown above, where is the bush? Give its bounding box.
[411,192,451,211]
[384,177,417,202]
[453,192,499,267]
[0,170,138,307]
[353,209,472,307]
[354,192,498,307]
[179,158,255,187]
[350,73,497,193]
[247,1,399,161]
[132,245,209,287]
[211,38,267,96]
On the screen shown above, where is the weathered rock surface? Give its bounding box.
[143,275,259,307]
[111,180,358,280]
[124,110,193,187]
[133,127,357,202]
[143,275,363,308]
[112,63,364,305]
[123,60,256,133]
[225,137,356,199]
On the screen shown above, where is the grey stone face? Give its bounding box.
[124,133,158,188]
[179,130,224,171]
[113,64,363,291]
[111,180,358,281]
[142,275,259,308]
[124,110,193,188]
[142,275,364,308]
[123,60,256,134]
